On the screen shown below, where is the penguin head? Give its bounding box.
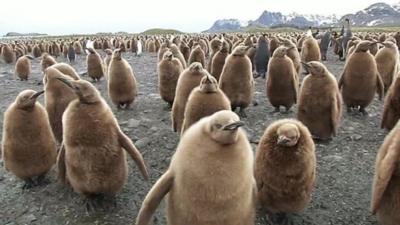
[199,74,218,93]
[273,46,288,58]
[301,61,326,76]
[188,62,203,72]
[355,41,377,53]
[207,110,245,145]
[163,50,173,61]
[15,89,44,110]
[112,49,122,60]
[220,41,229,53]
[232,45,250,56]
[56,78,101,104]
[380,40,397,49]
[276,123,300,147]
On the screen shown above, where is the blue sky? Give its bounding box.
[0,0,398,35]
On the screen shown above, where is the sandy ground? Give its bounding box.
[0,49,385,225]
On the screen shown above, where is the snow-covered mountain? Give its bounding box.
[205,2,400,33]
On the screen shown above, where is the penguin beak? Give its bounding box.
[301,61,310,69]
[277,136,291,145]
[57,77,77,91]
[30,90,45,99]
[223,121,245,130]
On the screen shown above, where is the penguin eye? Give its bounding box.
[215,124,222,129]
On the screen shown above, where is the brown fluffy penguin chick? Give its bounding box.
[181,74,231,134]
[15,55,33,80]
[381,74,400,131]
[298,61,342,140]
[207,38,222,72]
[338,41,384,115]
[49,63,80,81]
[104,48,113,67]
[1,44,16,63]
[301,36,321,62]
[44,67,78,143]
[170,44,187,68]
[219,45,254,117]
[210,41,229,81]
[266,46,298,113]
[375,41,399,93]
[171,62,207,133]
[188,44,206,68]
[108,49,138,109]
[136,110,255,225]
[40,53,57,72]
[56,78,149,210]
[255,119,316,224]
[86,48,104,82]
[282,38,302,76]
[2,90,57,189]
[371,121,400,225]
[157,50,183,106]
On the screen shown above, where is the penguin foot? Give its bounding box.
[84,194,104,213]
[359,108,368,116]
[22,178,35,190]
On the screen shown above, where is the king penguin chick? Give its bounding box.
[15,55,34,81]
[86,47,104,82]
[108,49,138,109]
[298,61,342,141]
[181,74,231,134]
[255,119,316,225]
[375,40,399,93]
[381,74,400,131]
[2,90,57,189]
[56,78,149,210]
[136,110,255,225]
[219,45,254,117]
[338,40,384,115]
[371,121,400,225]
[266,46,298,113]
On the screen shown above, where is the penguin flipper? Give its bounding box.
[118,130,149,180]
[136,170,174,225]
[57,143,67,184]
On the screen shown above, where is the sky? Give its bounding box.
[0,0,398,35]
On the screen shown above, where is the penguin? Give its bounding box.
[157,40,171,62]
[394,32,400,50]
[15,55,34,81]
[32,44,42,58]
[56,78,149,210]
[210,40,229,81]
[255,119,316,225]
[73,41,83,55]
[1,43,16,63]
[170,44,186,68]
[281,38,302,77]
[108,49,138,109]
[67,43,76,63]
[219,45,254,117]
[104,49,113,68]
[136,110,255,225]
[319,30,332,61]
[40,53,57,72]
[298,61,342,140]
[269,36,280,56]
[371,120,400,225]
[2,90,57,189]
[207,38,222,72]
[301,36,321,62]
[157,50,183,107]
[137,38,143,57]
[86,48,104,82]
[188,44,206,68]
[49,63,80,81]
[172,62,207,133]
[254,35,270,78]
[338,41,384,114]
[381,74,400,131]
[266,46,298,113]
[44,67,78,143]
[181,74,231,133]
[375,40,399,93]
[179,41,190,62]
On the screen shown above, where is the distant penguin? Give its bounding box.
[219,45,254,117]
[1,44,16,63]
[207,38,222,72]
[108,49,138,109]
[394,32,400,50]
[188,44,206,68]
[340,18,353,60]
[381,74,400,131]
[371,121,400,225]
[15,55,34,80]
[338,41,384,114]
[301,36,321,62]
[282,38,302,76]
[56,78,148,209]
[375,41,399,93]
[210,41,229,81]
[266,46,298,113]
[137,39,143,56]
[86,48,104,82]
[49,63,80,81]
[298,61,342,140]
[254,35,270,78]
[179,41,190,62]
[319,30,332,61]
[157,50,183,107]
[32,44,42,58]
[136,110,255,225]
[170,44,186,68]
[181,74,231,133]
[40,53,57,72]
[255,119,316,224]
[67,43,76,63]
[269,36,280,56]
[171,62,207,133]
[2,90,57,189]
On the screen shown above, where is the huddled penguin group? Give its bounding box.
[1,24,400,225]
